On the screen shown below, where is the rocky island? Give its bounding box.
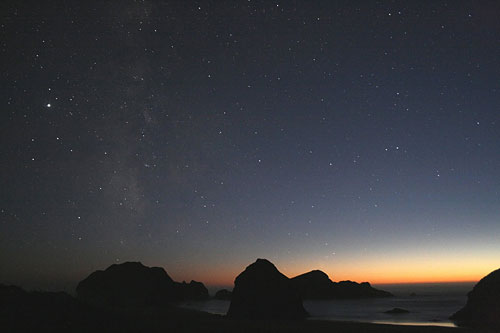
[291,269,393,299]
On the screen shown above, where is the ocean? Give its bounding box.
[179,282,475,327]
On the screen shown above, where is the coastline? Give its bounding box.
[180,281,472,329]
[0,285,491,332]
[80,305,494,332]
[132,305,499,333]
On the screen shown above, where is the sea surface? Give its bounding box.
[179,282,474,328]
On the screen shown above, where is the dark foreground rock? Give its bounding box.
[214,289,232,300]
[291,270,393,299]
[77,262,208,307]
[451,268,500,328]
[385,307,410,314]
[227,258,307,319]
[0,283,469,332]
[0,283,103,331]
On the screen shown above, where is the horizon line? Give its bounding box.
[202,278,478,288]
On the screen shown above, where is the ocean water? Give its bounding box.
[179,282,475,328]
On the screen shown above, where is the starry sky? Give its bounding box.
[1,1,500,291]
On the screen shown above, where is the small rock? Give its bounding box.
[385,307,410,314]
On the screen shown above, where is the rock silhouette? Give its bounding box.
[214,289,232,300]
[385,308,410,314]
[227,258,307,319]
[333,281,393,298]
[0,283,220,331]
[175,280,209,300]
[76,261,208,307]
[0,284,97,331]
[451,268,500,328]
[77,262,176,307]
[291,270,334,299]
[291,270,393,299]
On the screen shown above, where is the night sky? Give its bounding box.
[1,1,500,291]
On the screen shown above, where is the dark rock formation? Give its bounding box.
[175,280,209,300]
[227,258,307,319]
[77,262,177,307]
[451,268,500,328]
[0,283,217,331]
[0,284,80,310]
[291,270,334,299]
[0,284,96,331]
[291,270,393,299]
[385,307,410,314]
[0,283,25,299]
[333,280,393,298]
[76,261,208,307]
[214,289,232,300]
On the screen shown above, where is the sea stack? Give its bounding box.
[214,289,232,300]
[291,270,393,299]
[227,258,307,319]
[175,280,209,300]
[451,268,500,328]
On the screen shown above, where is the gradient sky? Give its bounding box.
[1,1,499,291]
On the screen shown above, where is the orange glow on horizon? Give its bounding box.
[177,272,481,288]
[174,265,488,288]
[171,256,498,287]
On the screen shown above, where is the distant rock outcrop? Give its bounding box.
[76,261,208,307]
[451,268,500,328]
[227,259,307,319]
[385,307,410,314]
[175,280,209,300]
[333,280,393,298]
[214,289,232,300]
[291,270,393,299]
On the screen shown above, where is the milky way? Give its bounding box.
[1,1,499,290]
